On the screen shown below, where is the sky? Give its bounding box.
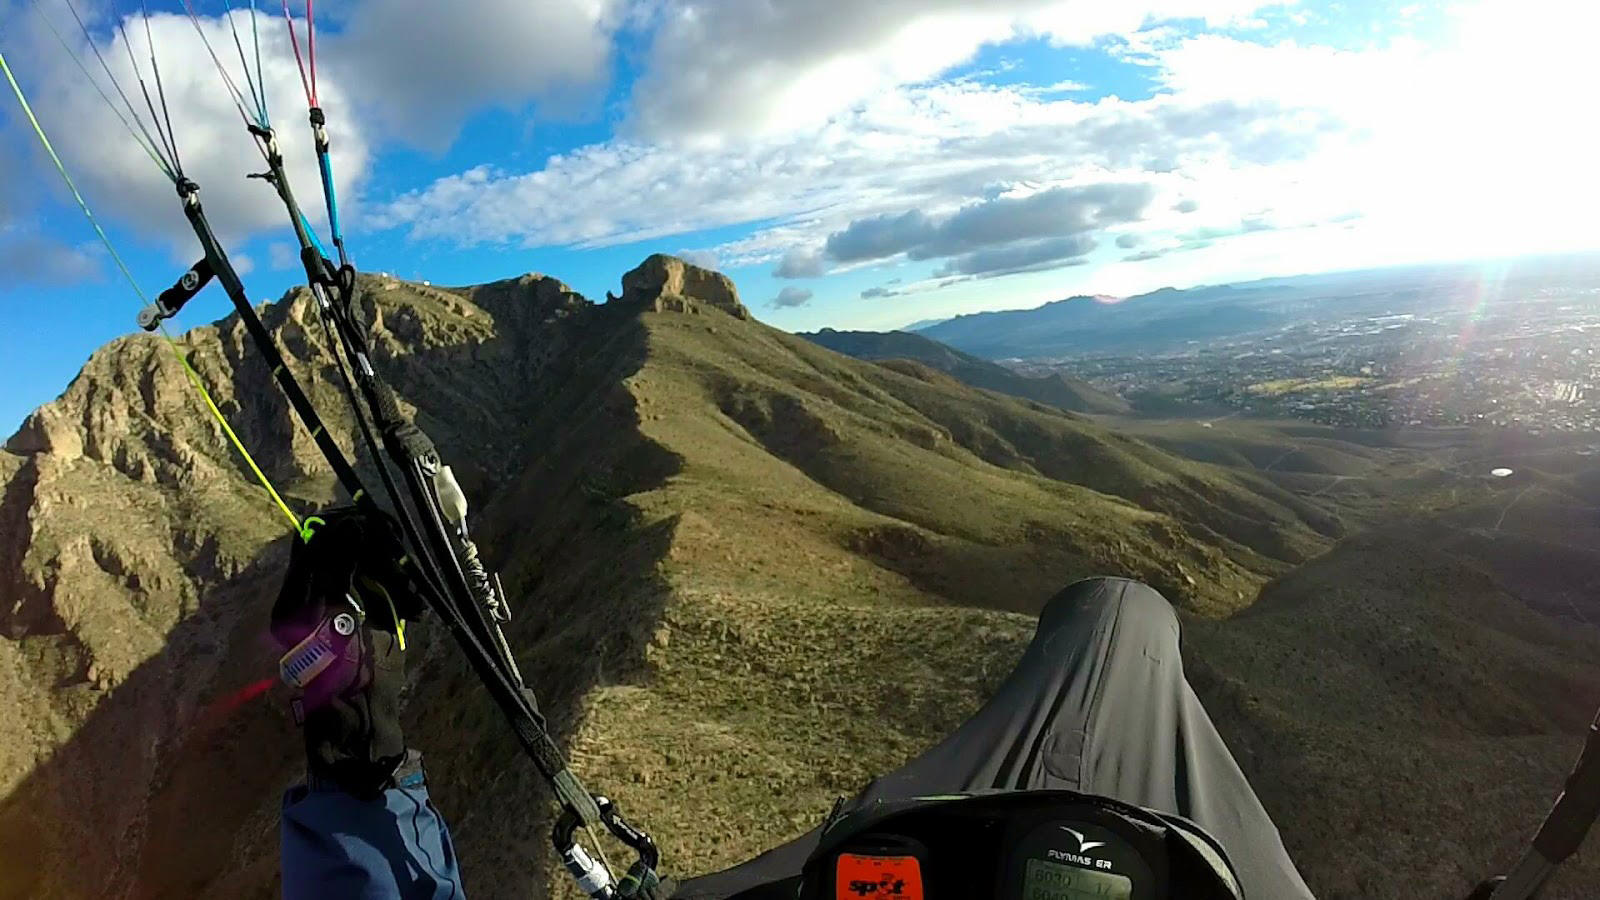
[2,0,1598,432]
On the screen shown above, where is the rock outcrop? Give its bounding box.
[614,254,749,319]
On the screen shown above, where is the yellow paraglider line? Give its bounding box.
[0,43,303,536]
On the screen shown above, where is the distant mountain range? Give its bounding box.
[915,254,1600,360]
[798,327,1129,414]
[917,283,1283,359]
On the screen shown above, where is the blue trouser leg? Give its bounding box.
[281,780,466,900]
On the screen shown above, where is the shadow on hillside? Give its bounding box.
[1181,519,1600,900]
[0,547,294,900]
[0,303,686,900]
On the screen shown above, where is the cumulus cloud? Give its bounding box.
[677,248,721,270]
[1179,217,1276,241]
[920,183,1150,256]
[330,0,622,143]
[934,235,1097,277]
[363,0,1600,288]
[773,247,826,278]
[268,242,298,270]
[824,211,938,263]
[1115,233,1143,248]
[860,285,901,299]
[377,77,1324,265]
[4,0,621,254]
[626,0,1289,139]
[771,286,814,308]
[6,7,370,251]
[822,183,1148,275]
[1123,248,1167,262]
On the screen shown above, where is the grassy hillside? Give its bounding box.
[1188,515,1600,899]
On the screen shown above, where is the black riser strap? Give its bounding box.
[180,193,368,505]
[1533,711,1600,861]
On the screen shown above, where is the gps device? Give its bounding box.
[998,809,1160,900]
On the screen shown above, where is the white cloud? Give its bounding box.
[8,6,371,254]
[822,183,1151,276]
[329,0,623,143]
[0,230,102,284]
[773,247,826,279]
[1135,0,1600,258]
[676,248,720,270]
[933,234,1098,278]
[626,0,1291,139]
[1026,79,1092,95]
[17,0,1581,315]
[268,242,298,270]
[377,77,1333,264]
[5,0,620,257]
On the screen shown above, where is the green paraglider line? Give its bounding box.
[0,43,303,536]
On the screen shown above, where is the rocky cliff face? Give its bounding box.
[0,267,606,898]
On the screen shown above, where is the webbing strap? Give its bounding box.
[180,186,370,507]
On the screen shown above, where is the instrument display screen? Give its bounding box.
[835,852,925,899]
[1022,858,1134,900]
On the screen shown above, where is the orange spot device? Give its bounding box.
[835,853,925,899]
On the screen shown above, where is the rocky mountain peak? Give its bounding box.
[613,254,749,319]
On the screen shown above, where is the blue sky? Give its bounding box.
[2,0,1597,432]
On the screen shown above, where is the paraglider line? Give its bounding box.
[221,0,267,125]
[140,1,187,174]
[117,13,183,176]
[282,0,313,106]
[0,43,301,533]
[305,0,316,104]
[43,0,176,180]
[177,0,259,134]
